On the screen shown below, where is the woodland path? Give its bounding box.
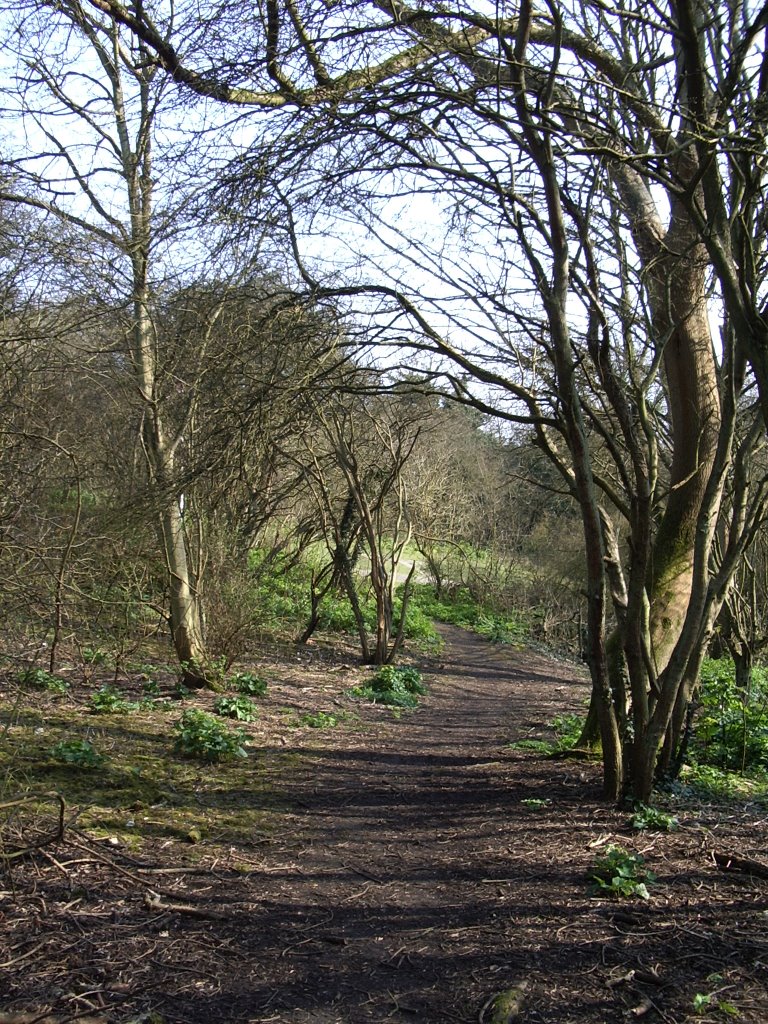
[250,625,597,1023]
[2,626,767,1024]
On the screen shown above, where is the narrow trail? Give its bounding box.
[207,627,596,1024]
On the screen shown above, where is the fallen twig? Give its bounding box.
[0,793,66,861]
[143,892,228,920]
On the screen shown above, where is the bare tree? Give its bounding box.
[290,384,418,664]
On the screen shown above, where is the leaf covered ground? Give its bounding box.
[1,627,767,1024]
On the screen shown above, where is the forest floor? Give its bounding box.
[1,625,768,1024]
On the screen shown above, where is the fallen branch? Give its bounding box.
[143,892,228,920]
[713,851,768,879]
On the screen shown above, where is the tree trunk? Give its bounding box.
[159,501,213,688]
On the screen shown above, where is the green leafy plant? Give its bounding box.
[476,612,528,646]
[89,685,137,715]
[248,548,313,630]
[81,646,109,665]
[172,709,247,763]
[508,713,585,754]
[692,658,768,773]
[510,738,554,753]
[521,798,551,809]
[692,975,740,1017]
[141,678,161,697]
[229,671,268,697]
[213,695,258,722]
[353,665,426,708]
[680,762,768,802]
[409,584,529,646]
[50,738,105,768]
[16,667,69,695]
[551,713,583,749]
[590,844,656,900]
[299,710,340,729]
[630,804,679,832]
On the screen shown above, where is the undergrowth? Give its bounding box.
[590,844,656,900]
[509,712,585,754]
[353,665,427,708]
[173,709,248,762]
[409,584,528,646]
[691,658,768,773]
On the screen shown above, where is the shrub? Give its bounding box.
[89,685,137,715]
[17,667,69,695]
[229,672,268,697]
[213,695,258,722]
[172,709,248,763]
[354,665,426,708]
[50,739,104,768]
[590,845,656,900]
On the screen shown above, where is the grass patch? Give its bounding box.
[509,712,585,754]
[0,693,288,851]
[409,584,528,646]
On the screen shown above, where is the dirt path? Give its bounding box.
[249,626,596,1023]
[2,627,767,1024]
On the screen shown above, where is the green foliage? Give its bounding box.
[299,710,340,728]
[393,590,441,647]
[692,658,768,772]
[409,584,528,646]
[692,976,740,1017]
[229,671,268,697]
[551,713,583,749]
[476,612,528,646]
[89,685,138,715]
[509,713,585,754]
[183,655,228,687]
[16,667,69,695]
[317,592,374,634]
[353,664,426,708]
[172,709,248,763]
[512,739,555,753]
[248,549,311,629]
[213,695,258,722]
[590,844,656,900]
[50,738,105,769]
[521,798,551,809]
[409,584,486,629]
[81,647,109,665]
[630,804,679,832]
[679,763,768,802]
